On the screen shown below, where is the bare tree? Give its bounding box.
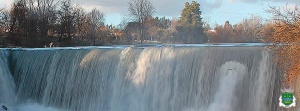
[0,9,10,47]
[128,0,154,44]
[9,0,28,46]
[7,0,58,47]
[87,8,104,45]
[239,15,263,42]
[0,9,10,35]
[118,17,130,30]
[29,0,58,46]
[73,5,85,41]
[35,0,57,37]
[58,0,75,43]
[265,4,300,87]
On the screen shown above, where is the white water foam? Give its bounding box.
[207,61,247,111]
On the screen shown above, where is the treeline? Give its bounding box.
[0,0,119,47]
[0,0,209,47]
[206,15,275,43]
[0,0,283,47]
[124,1,207,44]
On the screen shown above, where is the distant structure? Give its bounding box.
[208,29,217,33]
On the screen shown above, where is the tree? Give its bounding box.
[72,5,83,40]
[223,21,234,42]
[0,0,126,47]
[158,17,171,29]
[34,0,57,38]
[58,0,74,41]
[29,0,57,47]
[259,21,275,42]
[128,0,155,44]
[124,22,140,44]
[208,16,263,43]
[265,4,300,87]
[211,21,235,43]
[0,9,10,47]
[235,15,263,42]
[175,1,207,43]
[0,9,10,35]
[87,8,104,45]
[145,17,159,41]
[0,9,10,31]
[180,1,202,26]
[118,17,130,30]
[7,0,58,47]
[8,0,26,46]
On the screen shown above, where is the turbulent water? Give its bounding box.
[0,45,281,111]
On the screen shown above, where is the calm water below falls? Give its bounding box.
[0,44,282,111]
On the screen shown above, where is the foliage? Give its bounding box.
[265,5,300,87]
[175,25,207,43]
[175,1,207,43]
[0,0,119,47]
[210,16,263,43]
[180,1,202,26]
[123,16,173,44]
[0,0,284,47]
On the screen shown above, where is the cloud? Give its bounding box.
[73,0,224,16]
[1,0,299,16]
[0,0,224,17]
[73,0,128,14]
[200,0,223,13]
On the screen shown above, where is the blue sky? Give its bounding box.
[0,0,299,27]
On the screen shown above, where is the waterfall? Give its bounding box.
[0,46,280,111]
[0,51,16,106]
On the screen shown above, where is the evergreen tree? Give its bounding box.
[175,1,207,43]
[180,1,202,27]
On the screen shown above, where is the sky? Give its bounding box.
[0,0,299,27]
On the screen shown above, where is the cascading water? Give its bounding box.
[0,51,15,106]
[0,45,281,111]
